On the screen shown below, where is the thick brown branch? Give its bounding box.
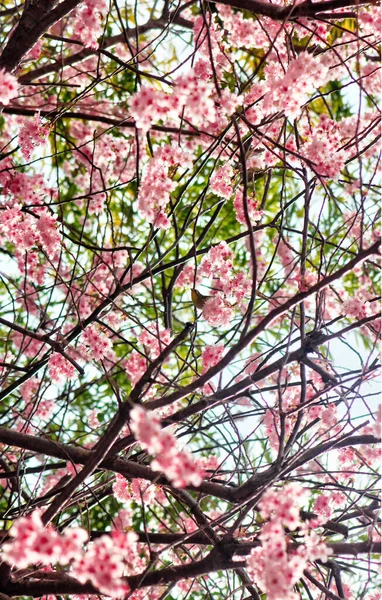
[0,427,234,501]
[1,106,200,136]
[1,542,379,597]
[0,0,84,73]
[214,0,375,20]
[18,14,193,84]
[2,554,247,596]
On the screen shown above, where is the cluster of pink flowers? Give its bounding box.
[263,53,330,120]
[312,491,346,521]
[210,163,234,199]
[81,324,113,361]
[0,68,18,105]
[218,5,264,48]
[128,87,176,132]
[0,169,54,205]
[12,330,45,359]
[113,474,164,505]
[18,396,57,426]
[201,344,225,373]
[48,352,77,383]
[277,238,295,273]
[259,484,308,530]
[199,241,233,281]
[16,250,46,284]
[72,531,137,597]
[125,325,172,385]
[129,405,205,488]
[73,0,108,49]
[200,344,225,394]
[20,377,40,402]
[18,113,49,160]
[0,205,61,254]
[1,511,87,569]
[247,485,332,600]
[175,263,200,289]
[202,293,235,327]
[129,67,240,135]
[359,5,381,37]
[138,144,192,229]
[301,115,349,179]
[193,15,229,76]
[342,295,371,320]
[125,351,147,386]
[194,241,252,325]
[293,269,317,292]
[1,511,140,598]
[233,190,263,226]
[138,326,172,359]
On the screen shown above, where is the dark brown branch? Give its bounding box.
[0,427,234,502]
[91,531,380,556]
[2,553,247,596]
[1,106,200,137]
[1,542,379,597]
[0,0,84,74]
[214,0,375,21]
[18,14,193,84]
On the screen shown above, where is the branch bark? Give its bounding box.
[0,426,234,501]
[214,0,375,20]
[2,553,247,596]
[0,0,84,73]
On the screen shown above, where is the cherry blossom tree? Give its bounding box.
[0,1,380,599]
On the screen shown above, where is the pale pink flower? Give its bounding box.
[0,68,18,105]
[210,163,234,199]
[202,293,234,326]
[129,406,204,488]
[233,190,263,225]
[201,344,225,372]
[18,113,49,160]
[81,324,113,361]
[48,352,77,383]
[125,351,147,386]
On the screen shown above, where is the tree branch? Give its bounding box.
[0,0,84,73]
[214,0,376,21]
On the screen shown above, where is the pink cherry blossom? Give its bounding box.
[263,53,330,120]
[48,352,77,383]
[72,531,137,597]
[342,296,371,319]
[233,190,263,225]
[201,344,225,372]
[129,405,204,488]
[20,377,40,402]
[202,293,234,326]
[125,351,147,386]
[81,324,113,361]
[73,0,108,49]
[1,511,88,568]
[18,113,49,160]
[0,68,18,105]
[210,163,234,199]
